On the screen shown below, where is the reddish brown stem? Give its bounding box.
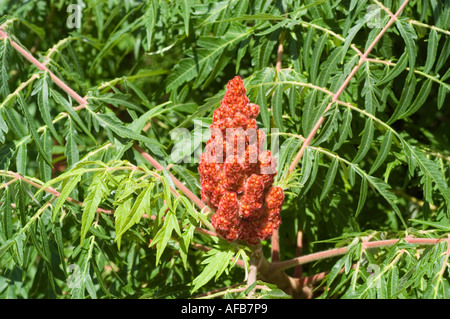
[133,144,209,213]
[4,170,218,240]
[6,171,114,214]
[288,0,410,174]
[294,230,303,278]
[1,30,209,214]
[271,229,280,262]
[271,237,449,273]
[0,29,87,106]
[275,30,286,71]
[269,27,286,265]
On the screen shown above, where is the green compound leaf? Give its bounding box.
[16,94,53,166]
[151,210,182,266]
[88,107,164,148]
[320,156,339,201]
[115,182,154,247]
[191,249,234,293]
[80,173,108,245]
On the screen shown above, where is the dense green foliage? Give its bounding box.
[0,0,449,299]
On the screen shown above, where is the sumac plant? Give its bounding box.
[0,0,449,299]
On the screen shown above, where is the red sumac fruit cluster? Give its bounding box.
[198,76,284,245]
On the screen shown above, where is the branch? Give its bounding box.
[271,230,280,262]
[294,230,303,278]
[1,169,218,240]
[194,284,271,299]
[287,0,410,174]
[271,26,287,265]
[254,248,312,298]
[1,170,114,214]
[275,30,286,71]
[271,237,449,273]
[132,144,209,213]
[0,29,87,107]
[1,27,210,216]
[408,19,450,36]
[247,245,261,297]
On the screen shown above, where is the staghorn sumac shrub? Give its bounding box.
[0,0,449,300]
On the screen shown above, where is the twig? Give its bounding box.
[271,236,449,273]
[287,0,410,174]
[271,230,280,262]
[366,57,449,87]
[372,0,395,18]
[247,244,263,297]
[275,30,286,71]
[0,27,217,254]
[2,169,217,239]
[0,30,88,107]
[270,26,286,265]
[1,27,210,217]
[408,19,450,36]
[2,171,114,214]
[194,284,270,299]
[132,144,209,213]
[294,230,303,278]
[0,38,72,110]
